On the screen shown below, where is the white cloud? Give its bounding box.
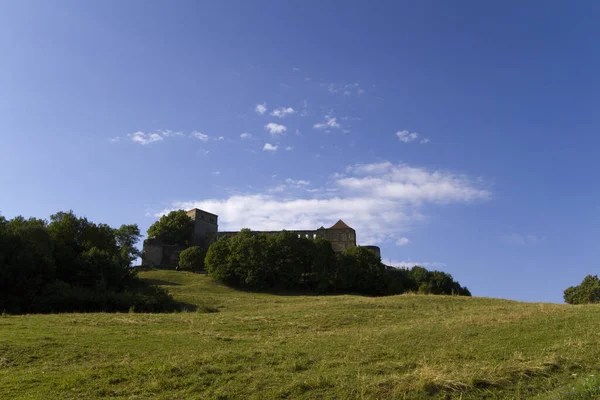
[388,261,447,269]
[396,237,410,246]
[160,161,490,245]
[128,131,163,145]
[313,115,341,130]
[159,129,183,137]
[285,178,310,186]
[109,137,120,143]
[338,162,490,204]
[396,130,419,143]
[217,136,225,141]
[240,132,252,139]
[343,90,351,96]
[263,143,278,152]
[192,131,209,141]
[212,171,220,175]
[265,123,287,136]
[396,130,430,144]
[255,103,267,115]
[271,107,295,118]
[285,146,293,151]
[328,84,337,93]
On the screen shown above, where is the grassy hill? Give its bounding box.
[1,270,600,399]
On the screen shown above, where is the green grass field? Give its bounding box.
[1,270,600,399]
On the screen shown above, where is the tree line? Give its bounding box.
[202,228,471,296]
[0,212,179,314]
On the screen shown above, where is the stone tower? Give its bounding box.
[185,208,218,250]
[317,219,356,252]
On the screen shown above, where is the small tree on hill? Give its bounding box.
[564,275,600,304]
[147,210,194,245]
[178,246,206,272]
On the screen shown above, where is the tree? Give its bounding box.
[147,210,194,245]
[115,224,142,268]
[564,275,600,304]
[179,246,206,271]
[0,211,179,314]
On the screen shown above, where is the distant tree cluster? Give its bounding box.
[205,229,471,296]
[0,212,179,314]
[564,275,600,304]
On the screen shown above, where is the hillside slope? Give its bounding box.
[1,270,599,399]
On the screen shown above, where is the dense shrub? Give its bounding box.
[178,246,206,271]
[205,229,471,297]
[564,275,600,304]
[0,211,180,314]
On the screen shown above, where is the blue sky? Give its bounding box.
[2,1,599,303]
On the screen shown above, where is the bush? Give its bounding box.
[178,246,206,272]
[564,275,600,304]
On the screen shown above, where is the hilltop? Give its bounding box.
[1,270,599,399]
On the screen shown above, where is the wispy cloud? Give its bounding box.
[396,130,430,144]
[340,162,490,203]
[396,237,410,246]
[388,261,447,269]
[109,137,121,143]
[128,131,163,145]
[160,161,490,245]
[212,171,220,175]
[271,107,295,118]
[159,129,183,137]
[503,233,544,245]
[313,115,341,130]
[263,143,278,152]
[240,132,252,139]
[217,136,225,141]
[255,103,267,115]
[285,146,293,151]
[285,178,310,186]
[265,123,287,136]
[191,131,209,141]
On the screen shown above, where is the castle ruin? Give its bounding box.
[142,208,381,267]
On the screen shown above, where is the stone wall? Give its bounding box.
[317,227,356,252]
[141,238,186,267]
[142,238,163,267]
[186,209,218,250]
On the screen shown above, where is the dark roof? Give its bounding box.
[328,219,352,230]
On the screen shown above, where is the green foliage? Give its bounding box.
[178,246,206,271]
[0,211,179,314]
[564,275,600,304]
[205,230,470,297]
[146,210,194,245]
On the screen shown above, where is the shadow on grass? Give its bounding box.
[142,279,181,286]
